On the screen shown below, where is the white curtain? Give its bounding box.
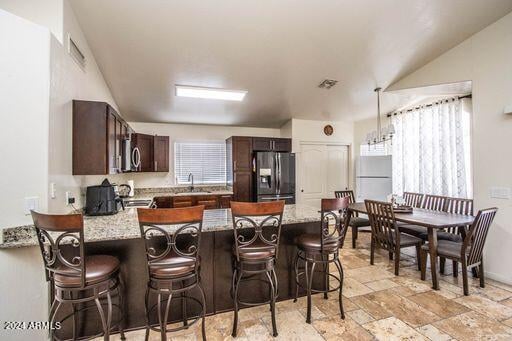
[392,98,472,198]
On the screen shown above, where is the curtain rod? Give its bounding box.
[386,94,472,117]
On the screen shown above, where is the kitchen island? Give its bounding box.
[0,205,325,338]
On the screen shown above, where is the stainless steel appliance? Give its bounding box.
[122,137,141,172]
[254,152,296,204]
[355,155,392,201]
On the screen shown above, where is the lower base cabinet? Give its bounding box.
[152,194,233,209]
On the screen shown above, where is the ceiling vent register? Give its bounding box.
[318,79,338,89]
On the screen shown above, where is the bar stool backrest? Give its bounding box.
[403,192,424,208]
[422,194,447,211]
[365,200,398,252]
[230,201,285,261]
[320,197,350,250]
[31,211,86,287]
[137,206,205,273]
[465,208,497,265]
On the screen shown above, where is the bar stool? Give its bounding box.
[137,206,206,341]
[31,211,125,341]
[230,201,285,337]
[293,197,349,324]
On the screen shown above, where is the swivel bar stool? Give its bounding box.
[293,197,349,324]
[137,206,206,341]
[230,201,285,337]
[31,211,125,341]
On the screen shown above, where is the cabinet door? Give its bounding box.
[196,195,219,209]
[153,136,169,172]
[107,111,118,174]
[153,196,172,208]
[233,172,252,202]
[134,133,154,172]
[172,196,194,208]
[233,137,252,172]
[273,138,292,152]
[252,137,272,151]
[219,195,233,208]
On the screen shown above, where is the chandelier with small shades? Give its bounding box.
[365,87,395,146]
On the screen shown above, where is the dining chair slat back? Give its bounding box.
[422,194,447,211]
[466,208,497,265]
[403,192,424,208]
[365,200,397,252]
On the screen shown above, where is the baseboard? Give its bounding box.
[485,270,512,286]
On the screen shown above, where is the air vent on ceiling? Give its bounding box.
[318,79,338,89]
[68,34,86,70]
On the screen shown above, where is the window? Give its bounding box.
[174,140,226,184]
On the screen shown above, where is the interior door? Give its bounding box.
[299,144,349,209]
[299,144,327,208]
[326,145,349,194]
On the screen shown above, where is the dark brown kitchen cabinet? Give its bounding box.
[226,136,253,202]
[132,134,169,172]
[73,100,133,175]
[252,137,292,152]
[153,136,169,172]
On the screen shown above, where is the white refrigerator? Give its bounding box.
[356,155,392,202]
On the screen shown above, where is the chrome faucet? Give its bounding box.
[188,173,194,192]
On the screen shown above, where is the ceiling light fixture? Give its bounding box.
[365,87,395,146]
[175,85,247,101]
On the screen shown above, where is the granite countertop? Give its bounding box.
[0,204,321,249]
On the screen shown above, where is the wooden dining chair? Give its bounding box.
[365,200,423,275]
[335,190,371,248]
[403,192,424,208]
[422,194,447,211]
[438,197,474,276]
[421,207,497,295]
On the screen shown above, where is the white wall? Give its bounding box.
[387,12,512,284]
[0,9,50,340]
[48,0,119,213]
[0,0,63,42]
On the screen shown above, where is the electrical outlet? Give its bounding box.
[24,197,39,215]
[65,191,75,206]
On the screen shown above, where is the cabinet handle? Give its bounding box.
[234,161,237,171]
[154,161,158,171]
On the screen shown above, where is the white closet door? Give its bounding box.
[299,144,349,209]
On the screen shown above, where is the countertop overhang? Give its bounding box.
[0,204,321,249]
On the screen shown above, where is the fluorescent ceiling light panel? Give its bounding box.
[175,85,247,101]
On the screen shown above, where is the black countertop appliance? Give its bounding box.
[254,152,296,204]
[85,179,124,216]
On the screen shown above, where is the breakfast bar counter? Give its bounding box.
[0,205,326,338]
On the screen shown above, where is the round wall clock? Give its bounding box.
[323,124,334,136]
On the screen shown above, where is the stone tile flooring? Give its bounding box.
[103,232,512,340]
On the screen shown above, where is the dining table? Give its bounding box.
[347,202,475,290]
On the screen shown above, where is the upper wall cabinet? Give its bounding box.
[252,137,292,152]
[73,100,129,175]
[72,100,169,175]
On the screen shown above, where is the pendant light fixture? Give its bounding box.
[365,87,395,146]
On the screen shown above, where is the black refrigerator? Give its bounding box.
[254,152,296,204]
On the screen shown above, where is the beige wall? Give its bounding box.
[0,9,50,340]
[387,12,512,284]
[48,0,119,214]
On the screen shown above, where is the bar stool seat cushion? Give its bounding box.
[234,241,276,260]
[54,255,120,287]
[295,233,339,252]
[149,254,196,279]
[421,240,466,259]
[349,217,370,227]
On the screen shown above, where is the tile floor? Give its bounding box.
[102,232,512,340]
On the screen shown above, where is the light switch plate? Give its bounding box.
[24,196,39,215]
[489,187,511,199]
[505,105,512,115]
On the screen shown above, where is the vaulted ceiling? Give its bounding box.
[69,0,512,127]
